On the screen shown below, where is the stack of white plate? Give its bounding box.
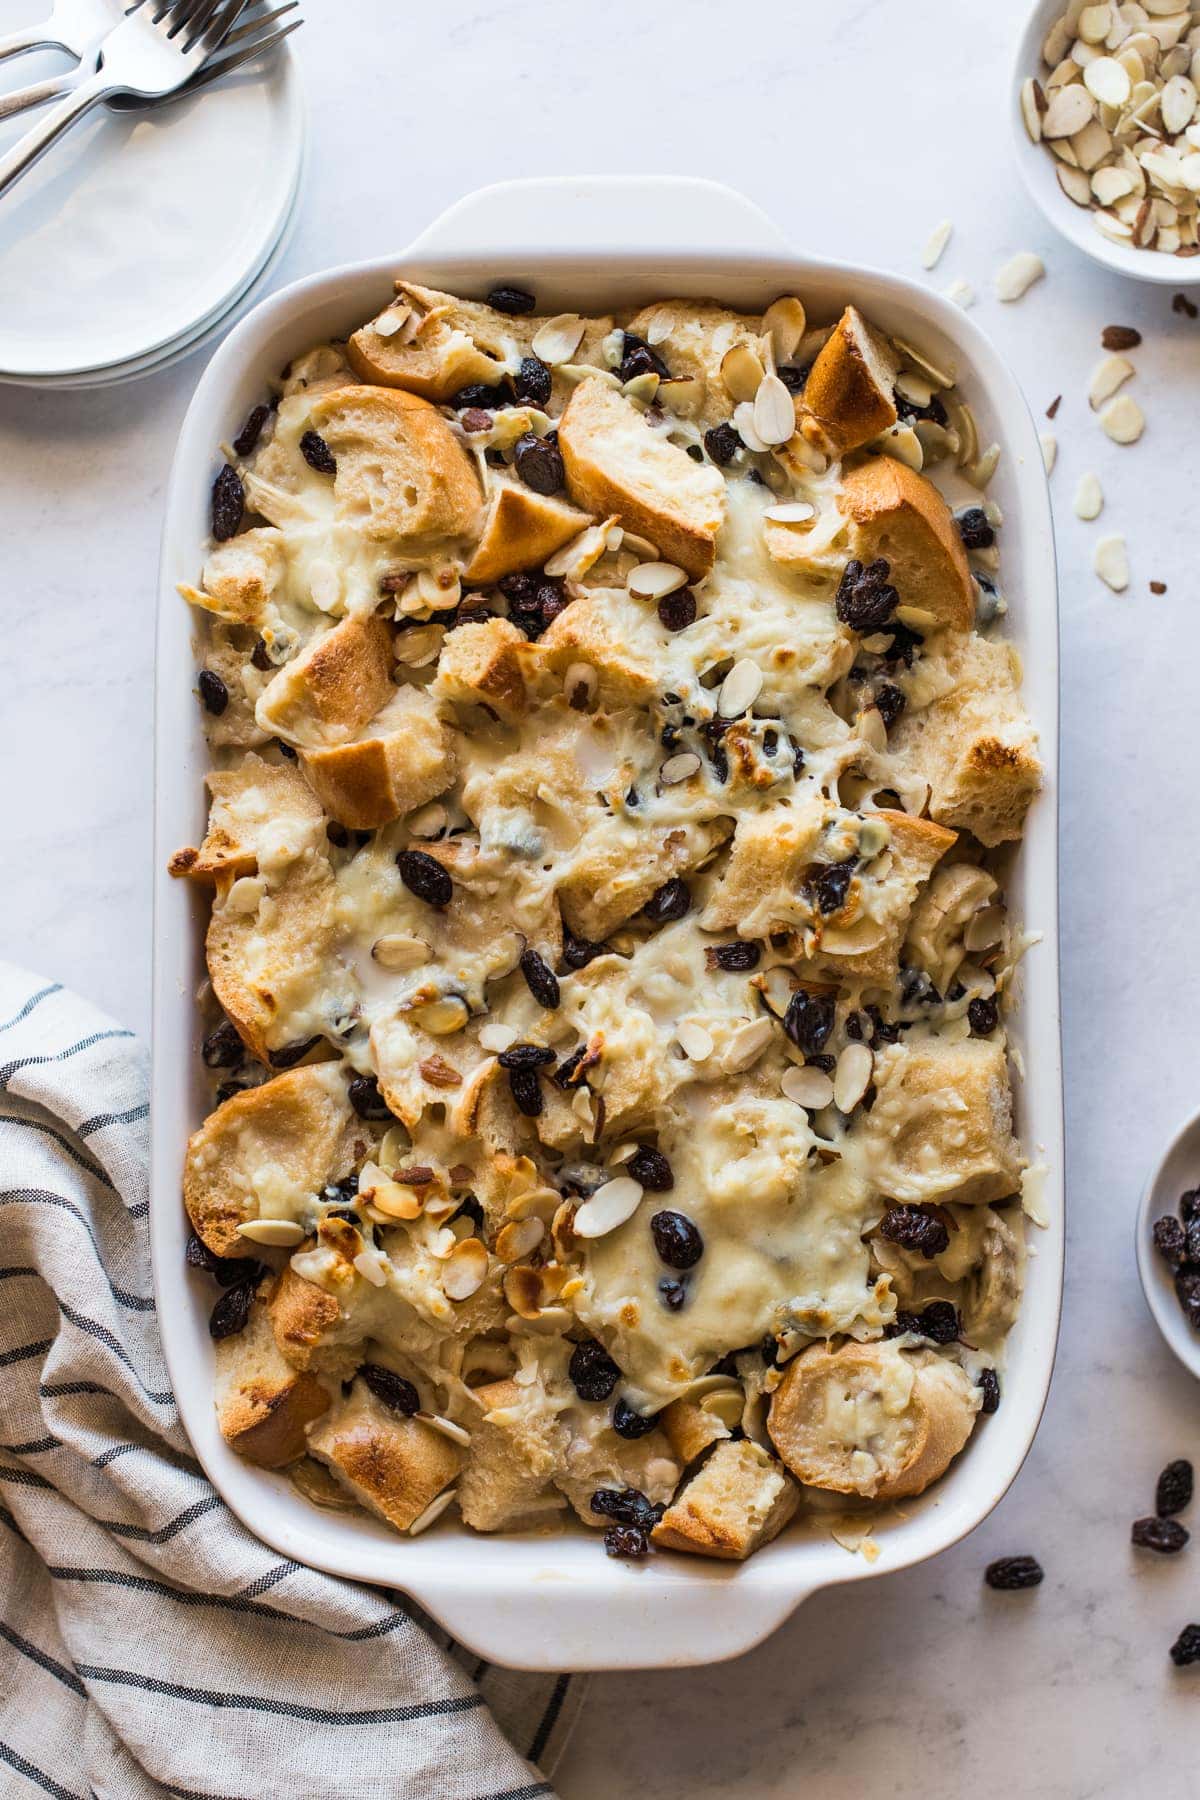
[0,32,303,389]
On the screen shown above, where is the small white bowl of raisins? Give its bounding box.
[1137,1108,1200,1378]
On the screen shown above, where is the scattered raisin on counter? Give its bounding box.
[361,1364,420,1416]
[985,1556,1044,1591]
[1101,325,1142,352]
[569,1340,620,1402]
[1132,1516,1189,1554]
[1170,1624,1200,1666]
[878,1204,950,1260]
[1153,1215,1187,1268]
[1156,1459,1194,1518]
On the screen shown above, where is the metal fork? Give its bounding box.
[0,0,251,200]
[0,0,116,63]
[0,3,299,125]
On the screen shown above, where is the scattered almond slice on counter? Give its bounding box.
[921,219,953,269]
[1040,433,1058,473]
[1099,392,1145,441]
[945,279,975,307]
[995,252,1045,301]
[1088,353,1135,406]
[1074,471,1104,519]
[1095,534,1130,591]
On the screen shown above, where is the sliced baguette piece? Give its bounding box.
[268,1261,360,1376]
[651,1439,798,1561]
[558,377,726,579]
[456,1377,562,1532]
[256,612,395,749]
[307,1378,464,1532]
[308,384,484,551]
[798,304,899,455]
[865,1035,1023,1207]
[170,755,324,884]
[557,816,733,945]
[215,1279,330,1467]
[464,481,593,585]
[205,852,341,1063]
[767,1340,979,1501]
[659,1396,732,1467]
[183,1063,360,1258]
[346,282,527,400]
[433,616,528,724]
[837,456,975,632]
[536,585,664,708]
[298,684,455,829]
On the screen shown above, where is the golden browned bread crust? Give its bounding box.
[256,612,395,748]
[215,1281,331,1467]
[307,1379,463,1530]
[838,456,975,632]
[309,384,484,551]
[798,304,898,455]
[651,1439,799,1559]
[464,482,593,585]
[298,686,455,829]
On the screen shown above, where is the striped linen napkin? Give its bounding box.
[0,962,581,1800]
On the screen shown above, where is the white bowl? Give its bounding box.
[1011,0,1198,284]
[1136,1106,1200,1378]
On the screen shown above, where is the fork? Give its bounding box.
[0,0,251,200]
[0,0,116,63]
[0,2,299,125]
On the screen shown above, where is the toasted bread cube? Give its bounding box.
[558,817,732,943]
[651,1440,798,1561]
[838,456,975,633]
[464,481,593,585]
[215,1281,330,1467]
[456,1378,563,1531]
[308,385,484,552]
[887,634,1041,846]
[767,1341,979,1501]
[307,1379,463,1531]
[299,685,455,829]
[171,755,324,884]
[434,616,528,723]
[256,612,395,748]
[558,378,726,579]
[537,586,663,708]
[268,1262,362,1377]
[186,527,287,628]
[699,802,826,935]
[811,811,957,983]
[183,1063,359,1258]
[625,299,767,426]
[798,305,898,456]
[205,853,343,1063]
[659,1397,731,1467]
[866,1036,1023,1206]
[346,282,526,401]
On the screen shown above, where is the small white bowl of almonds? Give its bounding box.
[1014,0,1200,280]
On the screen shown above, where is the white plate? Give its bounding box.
[154,177,1064,1672]
[0,24,303,378]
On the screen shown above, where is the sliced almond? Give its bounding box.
[573,1176,644,1239]
[945,278,976,308]
[718,658,764,717]
[780,1065,835,1109]
[1089,352,1136,406]
[721,1018,775,1074]
[762,500,816,524]
[677,1020,714,1061]
[895,369,937,408]
[1044,82,1098,136]
[732,399,769,454]
[412,995,470,1036]
[543,521,612,581]
[920,218,953,269]
[1071,116,1113,166]
[478,1021,518,1053]
[1080,3,1113,43]
[753,373,797,446]
[442,1236,489,1300]
[995,251,1046,301]
[1092,164,1137,201]
[762,296,807,362]
[496,1217,545,1263]
[1040,433,1058,473]
[531,314,586,365]
[628,560,688,600]
[353,1249,388,1288]
[720,342,765,401]
[964,904,1007,952]
[1058,161,1095,204]
[1073,471,1104,517]
[372,933,429,972]
[660,751,702,785]
[408,802,447,839]
[1085,53,1133,104]
[418,1411,473,1448]
[833,1043,874,1113]
[236,1218,305,1247]
[1094,533,1130,589]
[1099,392,1145,439]
[1021,77,1046,142]
[407,1490,457,1536]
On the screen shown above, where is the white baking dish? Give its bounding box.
[151,176,1064,1673]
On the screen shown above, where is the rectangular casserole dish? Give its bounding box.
[151,175,1063,1672]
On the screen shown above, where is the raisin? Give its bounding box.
[875,682,906,729]
[233,403,271,458]
[361,1363,420,1415]
[866,1006,902,1048]
[487,284,536,315]
[783,989,835,1057]
[508,1065,543,1117]
[896,392,948,427]
[569,1340,620,1402]
[686,444,704,463]
[460,408,493,434]
[396,849,453,908]
[197,669,229,716]
[793,746,807,777]
[326,821,350,848]
[268,1039,318,1069]
[201,1020,244,1069]
[519,948,560,1010]
[535,577,570,629]
[449,383,507,410]
[1186,1220,1200,1265]
[498,1043,556,1070]
[589,1486,663,1530]
[1132,1516,1189,1554]
[211,463,244,541]
[275,739,298,761]
[185,1233,220,1275]
[214,1081,243,1105]
[1157,1459,1194,1517]
[1170,1624,1200,1666]
[835,558,899,634]
[251,637,274,671]
[618,332,669,384]
[563,929,603,969]
[806,1053,836,1074]
[208,1280,256,1341]
[211,1257,265,1293]
[513,431,565,495]
[883,621,924,668]
[985,1556,1043,1590]
[978,1368,1002,1414]
[658,587,697,631]
[513,355,552,407]
[651,1210,704,1270]
[658,1278,688,1310]
[777,362,810,393]
[900,967,941,1009]
[628,1146,674,1191]
[711,941,761,972]
[553,1045,590,1088]
[612,1398,658,1439]
[703,421,742,465]
[644,878,691,925]
[348,1074,394,1121]
[1176,1266,1200,1327]
[968,995,1000,1037]
[299,430,337,475]
[956,506,995,549]
[1182,1188,1200,1224]
[879,1204,950,1260]
[454,1193,485,1230]
[604,1523,650,1557]
[915,1300,960,1345]
[811,859,856,915]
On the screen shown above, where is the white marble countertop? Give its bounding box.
[4,0,1200,1792]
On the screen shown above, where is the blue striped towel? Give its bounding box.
[0,963,580,1800]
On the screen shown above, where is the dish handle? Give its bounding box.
[404,175,792,262]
